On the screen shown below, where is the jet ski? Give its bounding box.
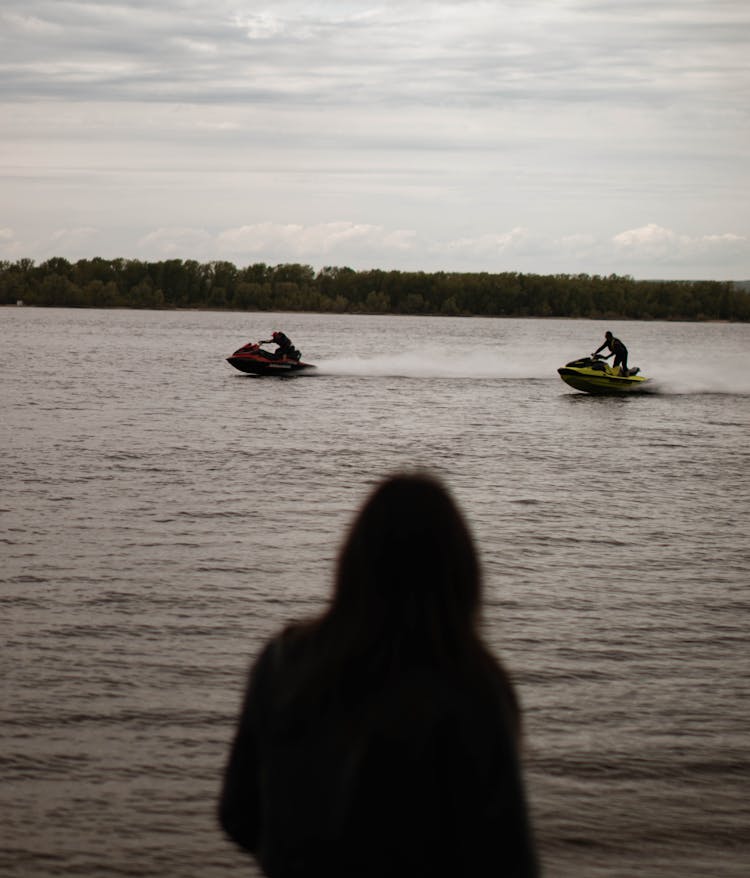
[226,341,316,376]
[558,354,649,394]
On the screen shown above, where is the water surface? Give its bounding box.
[2,308,749,876]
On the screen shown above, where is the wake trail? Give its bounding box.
[312,351,749,396]
[315,349,555,380]
[643,361,750,396]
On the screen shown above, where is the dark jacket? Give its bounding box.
[219,629,538,878]
[260,333,295,357]
[273,332,293,354]
[595,335,627,357]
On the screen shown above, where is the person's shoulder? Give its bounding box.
[246,626,314,699]
[466,651,521,732]
[250,625,307,673]
[272,620,321,665]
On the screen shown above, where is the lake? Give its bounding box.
[1,306,748,877]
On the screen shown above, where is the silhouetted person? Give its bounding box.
[260,331,300,360]
[593,331,629,376]
[219,473,538,877]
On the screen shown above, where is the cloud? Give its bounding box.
[1,2,747,279]
[0,226,101,260]
[442,228,531,258]
[215,222,417,261]
[612,224,747,264]
[232,12,285,41]
[138,227,213,257]
[3,1,748,110]
[127,221,749,277]
[50,227,101,248]
[0,227,25,259]
[3,219,748,279]
[130,222,420,263]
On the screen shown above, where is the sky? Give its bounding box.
[1,0,749,279]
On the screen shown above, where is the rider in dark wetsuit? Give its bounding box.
[594,331,629,376]
[260,331,300,361]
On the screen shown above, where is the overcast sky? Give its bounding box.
[1,0,748,278]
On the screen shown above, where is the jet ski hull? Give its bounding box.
[226,340,315,376]
[558,356,649,394]
[227,354,316,376]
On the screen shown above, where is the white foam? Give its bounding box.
[644,362,750,396]
[314,348,749,395]
[315,347,555,380]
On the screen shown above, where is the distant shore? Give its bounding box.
[5,303,743,325]
[2,258,748,321]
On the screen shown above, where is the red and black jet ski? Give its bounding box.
[226,341,316,376]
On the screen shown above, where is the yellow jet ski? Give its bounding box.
[558,354,649,394]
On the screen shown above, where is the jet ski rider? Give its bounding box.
[593,331,630,376]
[260,331,301,361]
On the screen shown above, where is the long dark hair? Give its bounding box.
[328,473,480,662]
[278,473,518,726]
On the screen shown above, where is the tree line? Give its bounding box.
[1,257,748,321]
